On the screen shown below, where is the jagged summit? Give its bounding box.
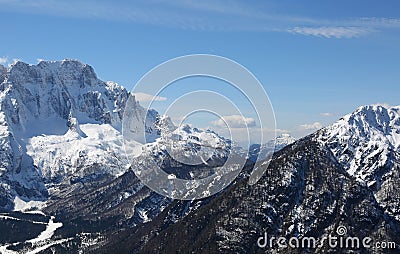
[319,104,400,167]
[7,59,98,88]
[1,59,129,131]
[340,104,400,136]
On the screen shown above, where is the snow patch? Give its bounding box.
[13,196,46,213]
[27,216,63,244]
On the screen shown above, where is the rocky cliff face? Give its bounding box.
[3,60,128,130]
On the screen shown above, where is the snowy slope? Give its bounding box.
[144,121,231,165]
[25,123,128,182]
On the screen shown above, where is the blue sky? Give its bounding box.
[1,0,400,142]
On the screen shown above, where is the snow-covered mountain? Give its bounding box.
[0,59,235,212]
[318,104,400,220]
[319,104,400,184]
[274,133,297,150]
[142,124,231,165]
[0,60,161,210]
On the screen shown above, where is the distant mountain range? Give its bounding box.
[249,133,296,162]
[0,60,398,253]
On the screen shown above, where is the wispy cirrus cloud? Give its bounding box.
[350,17,400,28]
[0,0,311,32]
[288,26,371,38]
[0,0,253,30]
[286,17,400,38]
[0,0,398,38]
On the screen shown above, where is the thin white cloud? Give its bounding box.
[133,92,167,102]
[211,115,256,128]
[299,122,323,130]
[351,17,400,28]
[0,57,8,65]
[0,0,398,37]
[320,112,336,117]
[288,26,370,38]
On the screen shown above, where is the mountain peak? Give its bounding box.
[338,104,400,137]
[353,103,393,116]
[321,103,400,146]
[318,104,400,188]
[7,59,98,88]
[276,133,295,141]
[0,59,131,130]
